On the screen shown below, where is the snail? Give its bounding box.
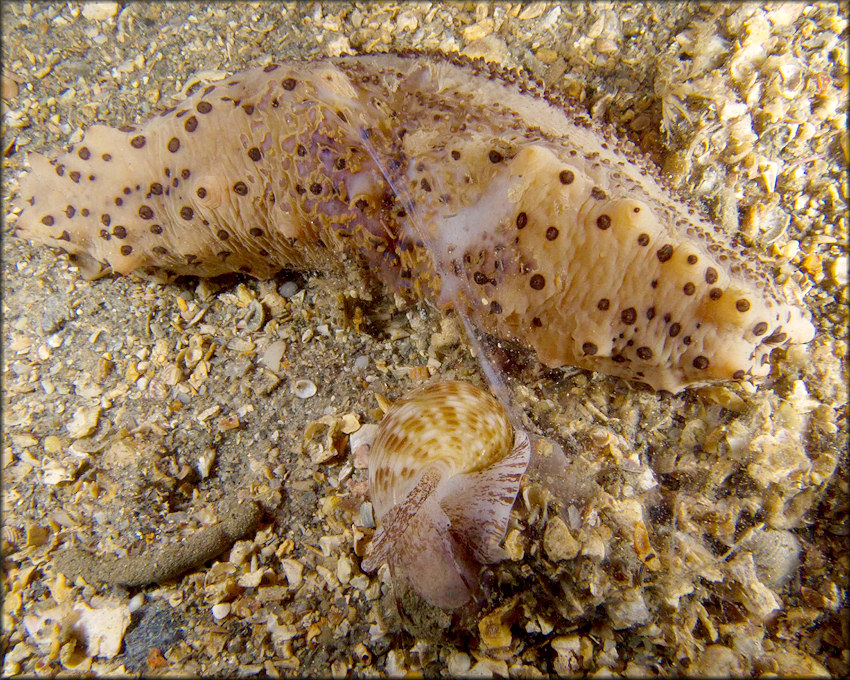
[361,381,531,609]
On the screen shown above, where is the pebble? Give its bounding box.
[211,603,231,620]
[81,2,119,21]
[278,281,300,298]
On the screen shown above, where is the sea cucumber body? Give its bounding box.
[13,52,814,392]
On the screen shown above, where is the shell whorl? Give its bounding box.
[368,381,512,520]
[363,381,530,609]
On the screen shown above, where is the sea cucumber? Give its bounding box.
[11,51,814,392]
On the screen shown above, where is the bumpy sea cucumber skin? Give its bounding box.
[12,52,814,392]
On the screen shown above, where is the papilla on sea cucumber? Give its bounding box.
[11,51,814,393]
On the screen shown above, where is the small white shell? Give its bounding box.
[291,378,317,399]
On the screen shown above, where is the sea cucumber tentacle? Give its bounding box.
[12,52,814,392]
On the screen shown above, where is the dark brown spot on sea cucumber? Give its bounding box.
[41,215,54,226]
[546,226,559,240]
[296,144,306,157]
[99,230,110,240]
[687,254,698,264]
[242,104,254,115]
[180,206,194,220]
[451,150,461,160]
[646,307,656,320]
[705,267,718,284]
[100,214,111,226]
[78,147,90,160]
[249,228,264,237]
[335,158,346,170]
[621,308,637,324]
[197,101,212,113]
[120,245,133,256]
[753,322,768,336]
[150,182,163,195]
[559,169,575,185]
[530,274,545,290]
[488,150,503,163]
[669,323,681,337]
[69,171,81,183]
[582,342,598,355]
[139,206,154,220]
[81,208,90,216]
[248,147,262,161]
[184,116,198,132]
[310,182,322,195]
[130,135,146,148]
[112,226,127,239]
[233,182,248,196]
[693,356,709,369]
[590,187,607,200]
[58,230,70,241]
[421,178,431,192]
[264,64,279,72]
[736,299,751,312]
[733,370,746,379]
[596,214,611,230]
[636,347,653,360]
[656,245,673,262]
[532,317,542,327]
[65,206,75,218]
[516,212,528,229]
[764,331,787,344]
[709,287,723,300]
[474,272,488,285]
[101,153,112,161]
[196,187,207,198]
[683,282,696,295]
[489,301,502,314]
[152,246,168,256]
[597,299,610,311]
[637,233,649,246]
[282,78,296,90]
[167,137,180,153]
[56,164,65,176]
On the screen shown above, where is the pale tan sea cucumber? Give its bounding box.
[11,51,814,392]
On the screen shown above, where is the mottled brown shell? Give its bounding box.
[368,381,512,520]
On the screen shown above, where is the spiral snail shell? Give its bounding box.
[361,381,531,609]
